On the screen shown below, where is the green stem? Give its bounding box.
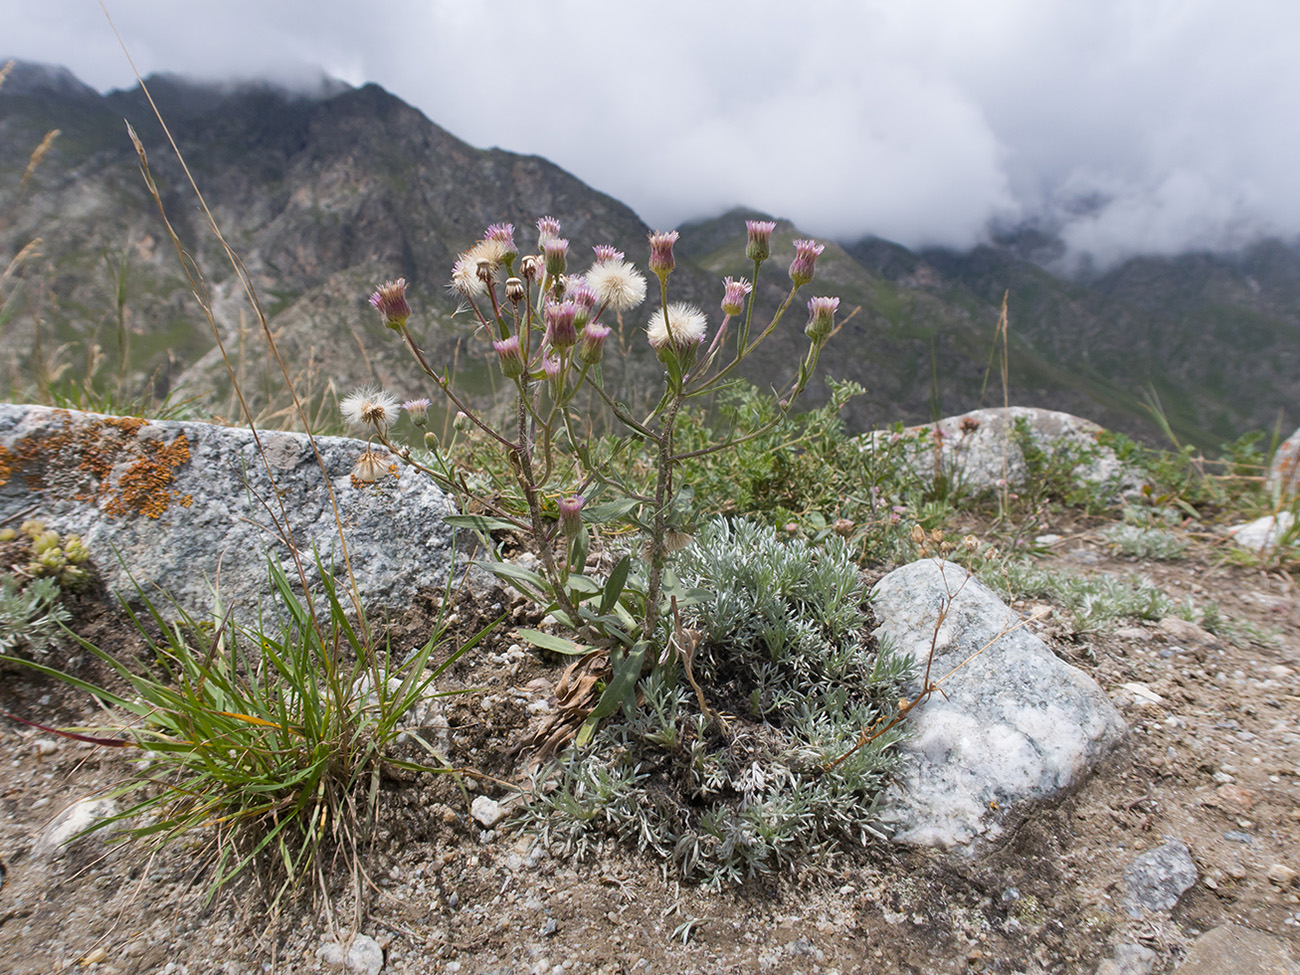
[642,392,684,642]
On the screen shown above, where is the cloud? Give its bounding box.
[6,0,1300,264]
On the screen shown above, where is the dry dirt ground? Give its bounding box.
[2,520,1299,975]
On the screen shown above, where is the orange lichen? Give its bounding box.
[3,411,194,520]
[102,434,193,519]
[103,416,147,436]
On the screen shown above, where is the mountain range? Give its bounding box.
[2,59,1296,450]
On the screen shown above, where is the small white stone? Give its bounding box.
[317,934,384,975]
[470,795,506,828]
[33,798,118,858]
[1228,512,1296,551]
[1119,682,1164,707]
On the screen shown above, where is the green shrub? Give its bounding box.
[981,558,1172,635]
[528,518,913,887]
[0,575,70,656]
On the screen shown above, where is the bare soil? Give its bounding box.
[2,521,1299,975]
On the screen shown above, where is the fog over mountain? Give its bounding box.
[7,0,1300,267]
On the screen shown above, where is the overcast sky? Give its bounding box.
[6,0,1300,264]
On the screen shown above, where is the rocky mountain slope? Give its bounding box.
[2,59,1297,446]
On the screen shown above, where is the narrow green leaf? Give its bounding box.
[569,524,590,575]
[516,628,588,655]
[583,498,641,524]
[599,555,631,614]
[575,641,646,746]
[445,514,520,533]
[480,560,547,598]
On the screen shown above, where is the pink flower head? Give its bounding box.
[568,277,598,313]
[403,398,432,426]
[543,237,569,279]
[566,277,597,330]
[592,244,624,263]
[745,220,777,262]
[720,276,752,317]
[558,495,585,537]
[545,300,579,349]
[369,278,411,330]
[485,223,517,262]
[493,335,526,378]
[578,321,611,365]
[542,353,563,391]
[789,239,825,287]
[536,215,562,249]
[647,230,679,280]
[804,295,839,344]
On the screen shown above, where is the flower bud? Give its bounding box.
[403,398,431,426]
[453,411,472,434]
[567,278,598,330]
[578,322,611,365]
[424,431,439,451]
[558,495,584,537]
[789,239,825,287]
[647,230,678,280]
[369,278,411,330]
[804,296,839,344]
[721,276,752,316]
[745,220,776,262]
[543,237,568,279]
[545,300,579,349]
[493,335,527,378]
[592,244,624,263]
[542,354,563,393]
[536,215,562,250]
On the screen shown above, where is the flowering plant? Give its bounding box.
[354,217,838,743]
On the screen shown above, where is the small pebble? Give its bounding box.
[1267,864,1297,887]
[470,796,506,828]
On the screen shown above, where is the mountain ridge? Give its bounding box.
[1,59,1295,447]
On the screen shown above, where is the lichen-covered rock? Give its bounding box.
[871,559,1127,852]
[862,406,1144,499]
[0,404,463,624]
